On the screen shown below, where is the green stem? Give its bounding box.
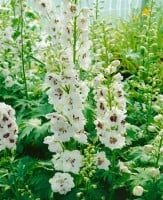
[109,150,116,200]
[30,55,46,66]
[155,136,163,167]
[19,0,28,98]
[102,24,109,66]
[144,0,155,134]
[73,16,77,65]
[95,0,99,20]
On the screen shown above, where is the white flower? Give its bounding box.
[93,87,108,101]
[96,98,108,115]
[52,150,83,174]
[105,65,117,74]
[49,172,75,195]
[160,147,163,154]
[111,60,120,67]
[68,109,86,132]
[105,60,120,74]
[152,105,161,112]
[95,118,106,133]
[95,151,110,170]
[43,136,63,153]
[47,113,74,142]
[99,131,125,150]
[77,16,89,30]
[104,107,126,133]
[46,88,68,111]
[143,144,153,154]
[154,114,163,122]
[79,82,89,101]
[61,68,79,85]
[62,1,77,18]
[80,7,90,18]
[32,0,52,16]
[73,130,88,144]
[78,52,90,70]
[0,103,18,151]
[93,74,104,87]
[5,76,15,87]
[132,186,144,196]
[147,125,157,132]
[158,94,163,102]
[1,68,10,77]
[113,73,123,82]
[44,73,61,89]
[118,161,131,173]
[147,167,160,178]
[28,118,41,128]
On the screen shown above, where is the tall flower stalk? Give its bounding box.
[93,60,126,199]
[19,0,28,98]
[42,0,91,195]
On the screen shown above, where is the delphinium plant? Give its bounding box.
[92,61,127,200]
[0,1,54,199]
[89,0,163,199]
[38,0,127,199]
[0,102,36,199]
[106,1,163,199]
[40,0,92,198]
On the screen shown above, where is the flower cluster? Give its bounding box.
[43,0,91,195]
[0,102,18,151]
[93,60,126,150]
[39,0,91,70]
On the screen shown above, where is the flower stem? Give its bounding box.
[19,0,28,98]
[102,24,109,66]
[155,136,162,167]
[109,150,116,200]
[95,0,99,20]
[73,16,77,65]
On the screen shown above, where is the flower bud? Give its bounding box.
[158,95,163,102]
[92,184,97,189]
[159,130,163,137]
[147,125,157,132]
[154,114,163,122]
[76,192,83,197]
[152,105,161,112]
[148,168,160,178]
[155,135,161,142]
[133,186,144,196]
[143,144,153,154]
[111,60,120,67]
[160,147,163,154]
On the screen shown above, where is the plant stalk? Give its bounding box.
[19,0,28,98]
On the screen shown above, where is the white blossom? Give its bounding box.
[49,172,75,195]
[95,151,110,170]
[52,150,84,174]
[147,167,160,178]
[43,136,63,153]
[99,131,125,150]
[118,161,131,173]
[132,186,144,196]
[0,103,18,151]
